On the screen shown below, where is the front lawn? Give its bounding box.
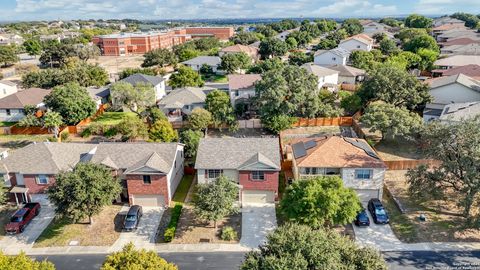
[0,135,53,149]
[92,112,137,125]
[201,74,228,83]
[34,205,122,247]
[172,174,194,205]
[0,205,18,239]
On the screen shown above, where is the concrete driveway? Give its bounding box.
[110,206,163,251]
[0,201,55,252]
[353,210,403,250]
[240,203,277,249]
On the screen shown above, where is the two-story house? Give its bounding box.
[288,136,386,204]
[0,142,184,207]
[228,74,262,109]
[314,48,351,66]
[195,138,281,204]
[0,80,18,99]
[0,88,51,122]
[301,63,339,92]
[158,86,215,122]
[119,73,166,101]
[338,34,374,52]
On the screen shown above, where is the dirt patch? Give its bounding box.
[384,170,480,243]
[172,205,241,244]
[89,55,144,75]
[374,139,425,161]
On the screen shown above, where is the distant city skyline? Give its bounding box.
[0,0,479,21]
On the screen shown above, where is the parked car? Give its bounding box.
[5,203,41,234]
[367,198,389,224]
[123,205,143,231]
[354,209,370,226]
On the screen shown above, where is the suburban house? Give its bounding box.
[157,86,215,122]
[440,38,480,47]
[423,74,480,121]
[119,73,166,101]
[0,34,24,45]
[432,23,467,39]
[0,88,51,122]
[287,136,386,204]
[433,16,465,27]
[338,34,374,52]
[327,64,366,84]
[219,44,260,62]
[0,142,184,207]
[436,29,480,43]
[87,86,110,109]
[195,138,281,204]
[440,43,480,56]
[0,80,18,99]
[437,102,480,123]
[431,64,480,79]
[434,55,480,69]
[228,74,262,109]
[314,48,351,66]
[301,63,339,91]
[181,56,222,73]
[360,21,394,38]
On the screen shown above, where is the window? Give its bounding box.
[355,169,372,180]
[235,90,239,97]
[6,109,10,116]
[332,57,336,61]
[143,175,151,184]
[207,169,222,179]
[357,45,361,48]
[36,175,48,184]
[251,171,265,181]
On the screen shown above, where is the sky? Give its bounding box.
[0,0,479,21]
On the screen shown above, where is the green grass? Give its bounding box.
[172,174,194,204]
[92,112,136,125]
[34,218,77,247]
[201,74,228,83]
[0,122,16,127]
[383,192,418,243]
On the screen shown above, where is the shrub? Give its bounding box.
[60,131,69,142]
[103,126,118,138]
[221,226,237,241]
[81,128,91,138]
[164,204,183,242]
[47,136,57,142]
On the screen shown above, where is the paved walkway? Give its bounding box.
[240,203,277,249]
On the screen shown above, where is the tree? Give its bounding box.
[110,81,156,117]
[39,42,75,67]
[192,175,239,229]
[116,115,148,141]
[280,176,361,228]
[341,18,364,35]
[340,92,362,115]
[148,119,178,142]
[180,129,203,158]
[254,25,277,38]
[144,106,168,125]
[262,114,297,134]
[451,12,480,28]
[142,48,177,68]
[286,31,312,48]
[101,243,177,270]
[192,37,221,51]
[247,57,284,74]
[288,51,313,66]
[403,34,439,53]
[0,45,19,67]
[395,28,428,43]
[119,67,157,79]
[205,90,235,128]
[48,163,122,224]
[44,83,97,125]
[241,223,387,270]
[285,37,298,49]
[357,63,432,109]
[386,51,421,70]
[372,32,388,43]
[379,38,397,55]
[43,111,63,139]
[417,48,439,71]
[380,17,403,27]
[0,251,55,270]
[361,103,423,140]
[169,66,204,88]
[405,14,433,28]
[230,32,260,45]
[220,52,251,74]
[188,107,212,131]
[73,44,100,62]
[407,117,480,219]
[315,38,337,50]
[349,50,377,70]
[23,38,42,57]
[259,38,289,59]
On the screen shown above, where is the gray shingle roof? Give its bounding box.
[0,88,51,109]
[429,74,480,92]
[301,63,339,77]
[120,74,164,87]
[158,87,214,108]
[0,142,180,175]
[314,48,351,58]
[181,56,221,66]
[194,138,280,170]
[327,64,366,77]
[439,102,480,121]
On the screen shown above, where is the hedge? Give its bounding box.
[164,203,183,242]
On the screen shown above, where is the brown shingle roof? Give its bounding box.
[433,23,466,31]
[0,88,51,109]
[228,74,262,90]
[442,38,480,46]
[221,44,259,54]
[432,65,480,78]
[290,136,386,168]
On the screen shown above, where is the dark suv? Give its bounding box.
[367,198,389,224]
[123,205,143,231]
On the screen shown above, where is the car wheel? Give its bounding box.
[19,226,24,233]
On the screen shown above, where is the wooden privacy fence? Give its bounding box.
[292,117,353,127]
[384,159,441,170]
[10,126,51,135]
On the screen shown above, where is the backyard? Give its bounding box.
[374,138,426,161]
[383,170,480,243]
[91,112,137,126]
[34,205,122,247]
[0,134,53,149]
[201,74,228,83]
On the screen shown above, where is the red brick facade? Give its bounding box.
[185,27,234,40]
[23,174,55,194]
[125,174,169,205]
[239,170,279,199]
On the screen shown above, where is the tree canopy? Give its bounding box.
[220,52,251,74]
[116,115,148,141]
[110,81,156,117]
[341,18,364,35]
[205,90,236,128]
[101,243,177,270]
[259,38,289,59]
[0,252,55,270]
[188,107,212,131]
[0,45,20,67]
[180,129,203,158]
[404,14,433,28]
[169,66,204,88]
[142,48,177,68]
[23,38,42,57]
[403,34,439,53]
[148,119,178,142]
[241,223,387,270]
[230,31,261,45]
[48,162,122,224]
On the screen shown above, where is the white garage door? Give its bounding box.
[356,189,380,204]
[132,195,165,207]
[242,190,275,204]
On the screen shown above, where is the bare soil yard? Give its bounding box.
[89,55,144,75]
[374,138,426,161]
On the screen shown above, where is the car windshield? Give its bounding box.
[10,216,22,222]
[125,215,137,222]
[375,208,386,216]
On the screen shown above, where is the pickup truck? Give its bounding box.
[4,203,41,234]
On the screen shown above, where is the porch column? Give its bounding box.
[14,193,19,205]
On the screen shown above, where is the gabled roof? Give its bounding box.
[290,136,386,168]
[124,152,170,174]
[0,88,51,109]
[439,102,480,121]
[195,138,280,170]
[228,74,262,90]
[441,38,480,46]
[181,56,221,66]
[120,73,164,87]
[0,80,16,87]
[442,43,480,55]
[327,64,366,77]
[221,44,258,54]
[432,65,480,79]
[301,63,339,77]
[315,47,351,58]
[340,34,374,45]
[434,55,480,67]
[158,87,213,108]
[432,23,466,32]
[428,74,480,93]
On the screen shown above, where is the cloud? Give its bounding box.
[414,0,480,14]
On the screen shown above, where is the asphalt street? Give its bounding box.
[32,250,480,270]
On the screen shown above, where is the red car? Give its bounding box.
[5,203,41,234]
